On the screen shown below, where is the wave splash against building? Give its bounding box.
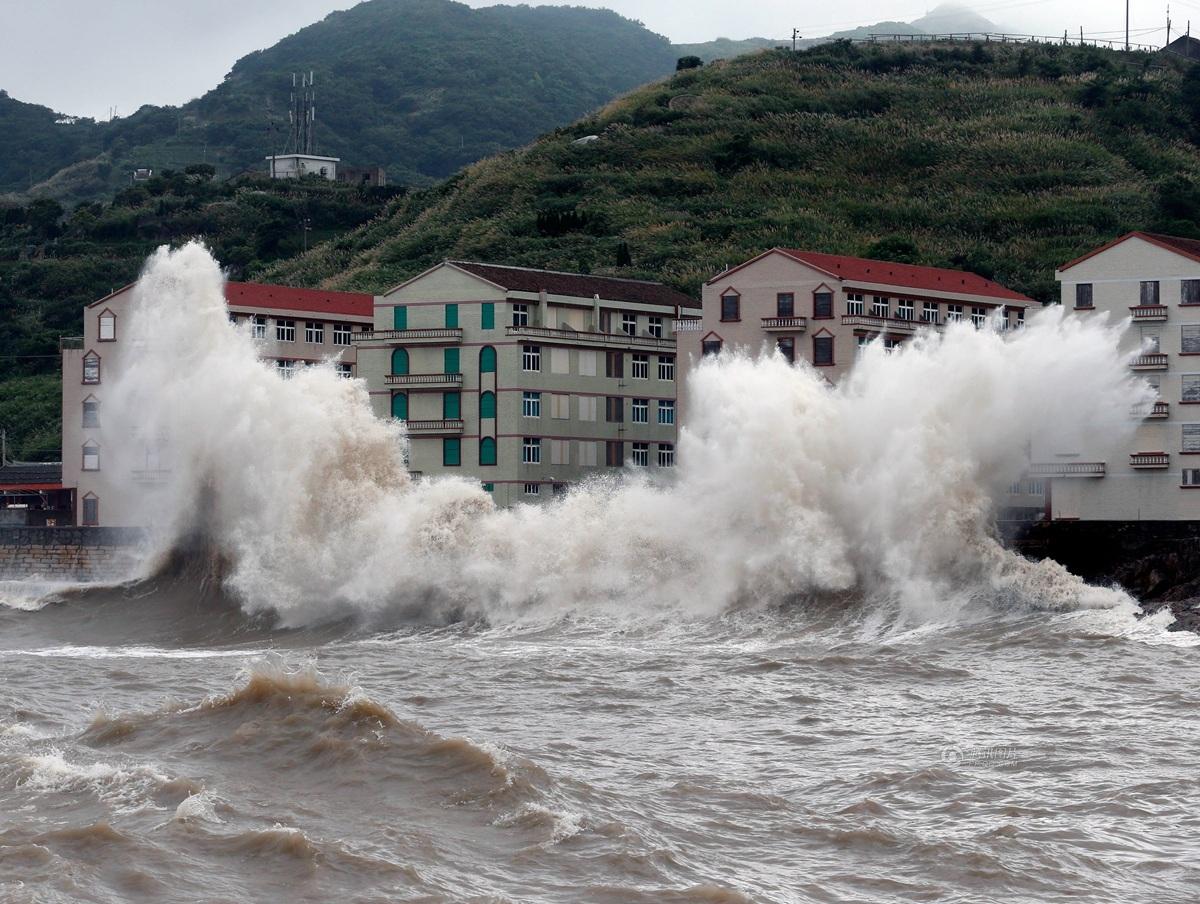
[111,243,1154,627]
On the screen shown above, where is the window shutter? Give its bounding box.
[1185,424,1200,452]
[1183,325,1200,354]
[1184,375,1200,403]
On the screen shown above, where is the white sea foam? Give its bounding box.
[16,748,172,813]
[108,243,1156,628]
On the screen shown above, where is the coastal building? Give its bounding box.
[354,261,698,506]
[1038,231,1200,520]
[680,247,1033,389]
[0,463,70,527]
[266,153,340,180]
[60,282,373,527]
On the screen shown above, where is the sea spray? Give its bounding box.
[112,243,1153,625]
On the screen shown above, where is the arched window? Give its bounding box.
[82,352,100,384]
[82,441,100,471]
[479,390,496,419]
[479,345,497,373]
[479,437,497,466]
[391,348,409,375]
[98,310,116,341]
[391,393,408,420]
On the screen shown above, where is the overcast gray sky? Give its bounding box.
[0,0,1184,119]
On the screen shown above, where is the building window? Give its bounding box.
[336,362,353,378]
[971,307,987,328]
[523,437,541,464]
[720,293,740,322]
[479,437,497,466]
[578,440,598,466]
[481,302,495,330]
[82,352,100,384]
[549,345,569,373]
[872,296,889,317]
[523,391,541,418]
[605,441,624,467]
[659,355,675,380]
[1183,374,1200,403]
[777,336,795,363]
[846,293,864,315]
[1184,468,1200,486]
[98,311,116,341]
[1184,280,1200,306]
[658,400,675,425]
[550,439,569,466]
[391,348,409,375]
[632,442,649,466]
[648,316,664,339]
[276,320,295,342]
[922,302,939,323]
[1075,283,1094,309]
[229,312,241,327]
[1141,280,1161,306]
[480,346,497,373]
[82,399,99,428]
[277,359,295,379]
[392,306,408,330]
[524,482,541,496]
[579,396,598,421]
[813,291,833,319]
[605,350,624,378]
[883,338,902,351]
[445,304,459,328]
[81,494,99,526]
[897,299,914,321]
[1146,335,1161,354]
[813,335,834,366]
[480,391,496,418]
[946,304,964,322]
[658,443,675,467]
[631,398,649,423]
[330,323,351,345]
[443,347,460,374]
[606,396,624,423]
[1015,309,1025,328]
[512,303,529,327]
[632,353,649,379]
[701,339,722,357]
[252,315,267,339]
[1184,424,1200,453]
[482,483,495,492]
[305,321,324,343]
[856,335,871,356]
[443,438,461,466]
[443,391,461,420]
[1183,324,1200,354]
[391,393,407,420]
[82,442,100,471]
[622,313,637,336]
[777,293,795,318]
[551,393,569,419]
[523,345,541,372]
[579,350,597,376]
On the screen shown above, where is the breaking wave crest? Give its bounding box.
[101,243,1153,628]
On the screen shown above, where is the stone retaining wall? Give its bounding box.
[0,527,147,582]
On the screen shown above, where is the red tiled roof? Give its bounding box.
[775,250,1032,303]
[224,281,373,318]
[448,261,699,309]
[1058,231,1200,272]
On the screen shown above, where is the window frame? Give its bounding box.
[776,293,795,318]
[631,398,649,424]
[512,303,530,327]
[657,400,675,425]
[304,321,324,344]
[647,316,664,339]
[523,436,542,465]
[82,351,101,385]
[631,442,650,466]
[812,289,833,320]
[813,334,834,367]
[522,345,541,372]
[276,319,296,342]
[97,309,116,342]
[82,398,99,428]
[631,353,649,379]
[657,443,675,467]
[658,355,675,380]
[720,292,741,322]
[522,391,542,418]
[332,323,352,345]
[442,437,461,467]
[82,441,100,472]
[81,494,99,526]
[1075,283,1094,309]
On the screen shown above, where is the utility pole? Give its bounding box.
[1126,0,1130,50]
[792,28,801,52]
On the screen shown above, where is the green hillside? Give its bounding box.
[260,40,1200,303]
[0,0,678,203]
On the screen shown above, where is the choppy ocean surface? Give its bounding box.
[2,585,1197,904]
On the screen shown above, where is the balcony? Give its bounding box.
[674,318,702,332]
[506,325,675,350]
[1130,305,1168,322]
[403,419,464,435]
[131,468,172,485]
[384,373,463,389]
[1130,452,1170,469]
[1139,400,1170,419]
[1029,461,1106,477]
[760,316,808,332]
[841,314,934,336]
[59,336,84,351]
[1131,353,1169,371]
[354,328,463,344]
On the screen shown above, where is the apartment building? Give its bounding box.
[1040,231,1200,520]
[61,281,373,527]
[680,248,1034,391]
[355,261,698,506]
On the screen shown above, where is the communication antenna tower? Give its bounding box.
[288,71,318,154]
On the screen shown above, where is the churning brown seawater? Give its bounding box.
[1,581,1198,904]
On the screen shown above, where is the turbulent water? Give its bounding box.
[2,245,1198,902]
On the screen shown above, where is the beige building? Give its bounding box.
[355,261,698,506]
[681,247,1033,388]
[1040,231,1200,520]
[61,281,373,527]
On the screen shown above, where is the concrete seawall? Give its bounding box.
[0,527,146,582]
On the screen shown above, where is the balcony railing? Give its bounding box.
[1130,452,1170,469]
[130,468,172,484]
[673,318,702,332]
[1136,400,1170,419]
[1130,305,1168,321]
[506,325,675,350]
[841,314,933,335]
[354,328,464,344]
[760,316,808,331]
[384,373,464,388]
[1131,353,1169,370]
[403,419,464,435]
[59,336,84,350]
[1029,461,1107,477]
